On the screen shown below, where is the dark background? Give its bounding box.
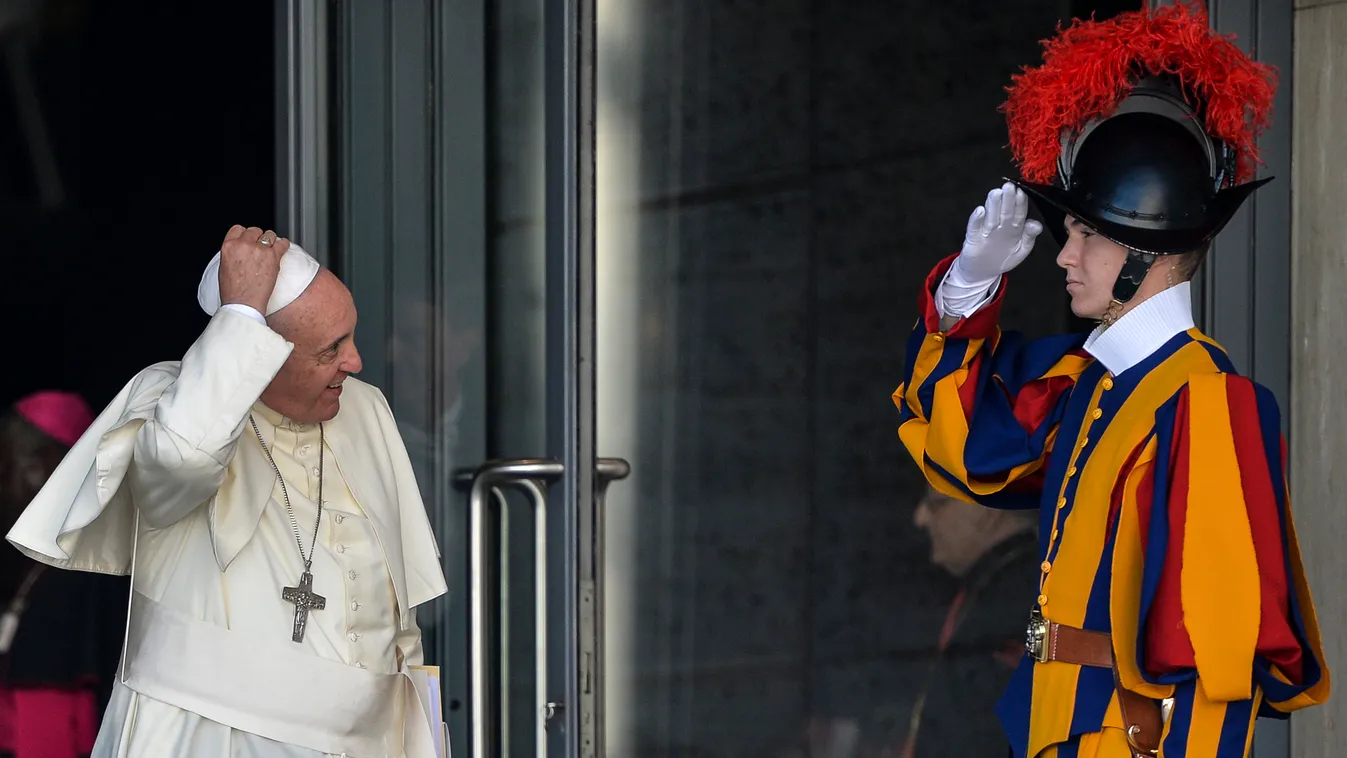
[0,0,274,413]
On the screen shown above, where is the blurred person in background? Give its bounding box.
[892,486,1037,756]
[779,486,1035,758]
[0,391,128,758]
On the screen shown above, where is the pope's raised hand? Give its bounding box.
[218,225,291,315]
[952,182,1043,284]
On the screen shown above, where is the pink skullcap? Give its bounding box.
[13,391,95,448]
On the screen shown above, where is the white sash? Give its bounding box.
[122,592,437,758]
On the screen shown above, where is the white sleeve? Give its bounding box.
[219,303,266,324]
[128,309,292,528]
[935,263,1001,319]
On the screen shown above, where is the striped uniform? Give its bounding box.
[892,257,1329,757]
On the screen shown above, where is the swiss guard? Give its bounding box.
[891,2,1330,757]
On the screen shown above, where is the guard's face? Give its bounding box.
[1056,216,1129,320]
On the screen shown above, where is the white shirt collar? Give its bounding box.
[1082,282,1195,375]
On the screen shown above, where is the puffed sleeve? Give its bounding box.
[894,254,1092,508]
[1124,374,1329,755]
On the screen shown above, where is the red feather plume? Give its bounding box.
[1002,1,1277,186]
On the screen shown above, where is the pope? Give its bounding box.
[8,226,448,757]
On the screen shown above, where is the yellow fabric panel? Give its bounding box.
[926,373,1050,496]
[1028,662,1083,758]
[1183,688,1229,756]
[896,331,1067,498]
[1033,728,1133,758]
[1183,374,1259,703]
[1037,377,1106,628]
[1111,440,1173,700]
[900,332,987,421]
[923,371,974,478]
[896,335,978,498]
[1156,685,1262,758]
[1079,728,1134,758]
[1044,343,1208,631]
[1044,353,1095,381]
[1100,691,1123,729]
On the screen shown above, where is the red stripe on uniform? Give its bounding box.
[1225,377,1304,683]
[918,254,1005,338]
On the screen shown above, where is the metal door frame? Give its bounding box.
[276,1,599,756]
[544,0,600,756]
[274,0,331,267]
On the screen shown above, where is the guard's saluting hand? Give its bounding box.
[953,181,1043,284]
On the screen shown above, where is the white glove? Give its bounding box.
[938,182,1044,318]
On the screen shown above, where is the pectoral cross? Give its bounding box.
[281,571,326,643]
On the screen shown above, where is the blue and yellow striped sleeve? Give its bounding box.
[1115,374,1329,756]
[893,255,1090,508]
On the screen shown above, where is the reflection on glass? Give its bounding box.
[594,2,1113,756]
[487,0,548,755]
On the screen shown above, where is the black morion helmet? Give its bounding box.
[1000,2,1278,305]
[1012,75,1269,304]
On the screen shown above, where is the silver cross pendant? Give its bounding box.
[281,571,326,643]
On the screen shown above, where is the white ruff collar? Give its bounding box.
[1082,282,1195,375]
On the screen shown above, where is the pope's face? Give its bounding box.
[262,271,363,423]
[1056,216,1130,320]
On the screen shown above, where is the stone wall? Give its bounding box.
[1292,0,1347,753]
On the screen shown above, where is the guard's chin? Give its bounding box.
[1069,295,1107,322]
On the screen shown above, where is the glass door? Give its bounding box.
[302,1,605,757]
[288,1,1292,757]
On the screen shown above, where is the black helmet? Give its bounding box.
[1000,4,1277,305]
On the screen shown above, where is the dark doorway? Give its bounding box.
[0,0,275,412]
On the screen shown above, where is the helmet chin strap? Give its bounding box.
[1110,250,1157,305]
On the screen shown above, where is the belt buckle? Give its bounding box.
[1025,609,1049,663]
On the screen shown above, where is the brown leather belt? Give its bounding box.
[1025,611,1163,757]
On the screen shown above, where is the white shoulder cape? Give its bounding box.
[6,360,448,622]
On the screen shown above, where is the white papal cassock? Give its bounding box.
[6,309,449,758]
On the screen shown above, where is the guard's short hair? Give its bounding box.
[1173,242,1211,282]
